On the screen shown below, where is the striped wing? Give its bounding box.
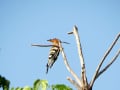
[46,46,60,73]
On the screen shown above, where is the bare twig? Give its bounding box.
[67,77,82,90]
[68,26,88,87]
[96,49,120,79]
[90,33,120,88]
[31,44,58,47]
[59,42,82,87]
[68,26,85,71]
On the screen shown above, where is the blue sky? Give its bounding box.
[0,0,120,90]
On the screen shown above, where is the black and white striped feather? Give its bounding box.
[46,46,60,74]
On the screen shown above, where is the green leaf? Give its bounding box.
[23,86,32,90]
[33,79,48,90]
[52,84,72,90]
[0,75,10,90]
[15,87,23,90]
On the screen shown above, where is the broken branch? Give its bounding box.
[67,77,82,90]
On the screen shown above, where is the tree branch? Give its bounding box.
[67,77,82,90]
[68,26,85,72]
[59,42,82,87]
[31,44,58,47]
[90,33,120,88]
[68,25,88,87]
[96,49,120,79]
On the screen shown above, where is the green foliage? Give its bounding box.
[22,86,32,90]
[33,79,48,90]
[11,86,32,90]
[0,75,10,90]
[52,84,72,90]
[0,75,72,90]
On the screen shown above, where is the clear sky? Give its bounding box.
[0,0,120,90]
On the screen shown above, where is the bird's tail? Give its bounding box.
[46,64,49,74]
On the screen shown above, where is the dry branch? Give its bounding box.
[96,49,120,79]
[59,42,82,88]
[68,26,88,88]
[67,77,82,90]
[90,33,120,88]
[31,44,58,47]
[68,26,85,70]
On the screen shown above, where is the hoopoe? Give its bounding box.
[46,38,60,74]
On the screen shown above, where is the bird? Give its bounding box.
[46,38,60,74]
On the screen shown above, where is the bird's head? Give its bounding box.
[47,38,60,45]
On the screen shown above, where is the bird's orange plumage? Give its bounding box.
[47,38,60,45]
